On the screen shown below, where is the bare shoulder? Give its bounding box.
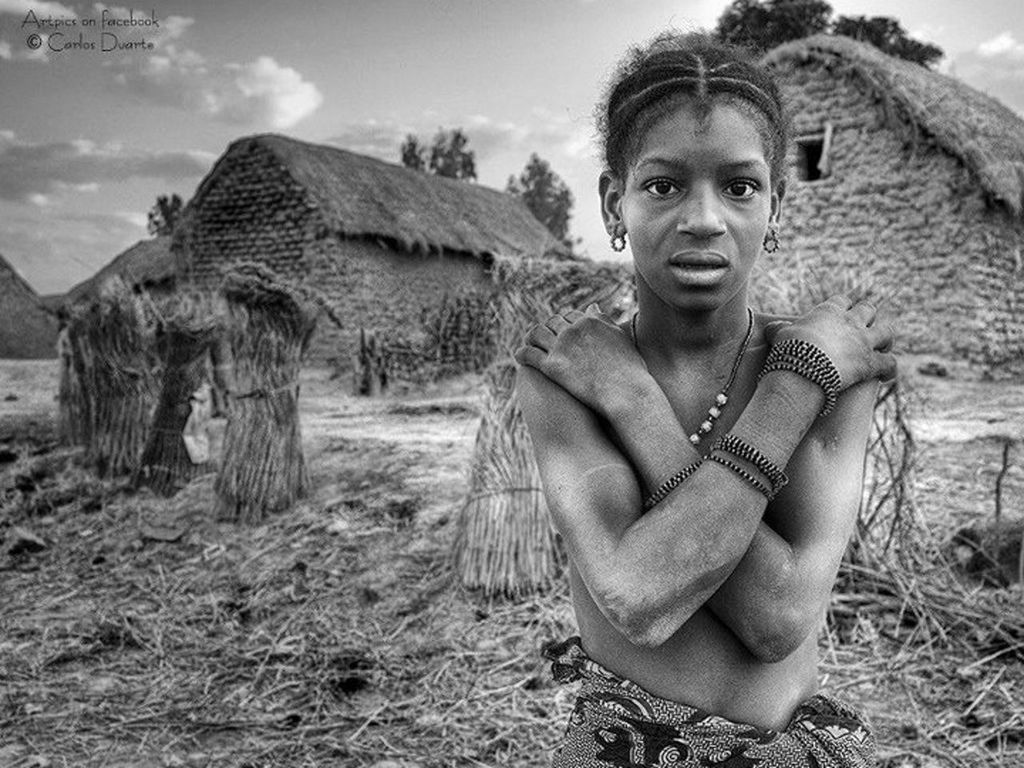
[515,364,591,445]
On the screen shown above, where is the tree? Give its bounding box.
[428,128,476,181]
[147,193,183,236]
[399,128,477,181]
[833,15,943,68]
[400,134,426,172]
[506,154,574,244]
[716,0,832,53]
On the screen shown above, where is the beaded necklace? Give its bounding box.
[630,307,755,446]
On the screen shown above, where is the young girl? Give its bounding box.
[515,32,895,767]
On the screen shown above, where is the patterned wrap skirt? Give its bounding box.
[545,637,876,768]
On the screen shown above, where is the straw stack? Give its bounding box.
[67,277,160,477]
[56,320,85,447]
[455,260,634,598]
[214,264,319,523]
[136,293,225,496]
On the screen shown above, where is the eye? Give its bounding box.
[724,179,759,199]
[643,178,678,197]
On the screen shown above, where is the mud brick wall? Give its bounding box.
[176,141,496,370]
[304,237,494,367]
[761,61,1024,374]
[176,141,315,288]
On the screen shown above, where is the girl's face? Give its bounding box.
[601,98,780,314]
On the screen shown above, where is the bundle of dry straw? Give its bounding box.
[214,264,319,523]
[56,319,85,447]
[136,293,225,496]
[455,259,634,598]
[65,277,160,477]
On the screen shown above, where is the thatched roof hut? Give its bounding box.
[0,253,58,359]
[61,237,175,307]
[761,35,1024,374]
[175,134,570,367]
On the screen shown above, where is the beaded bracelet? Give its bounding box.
[758,339,842,416]
[707,453,773,500]
[642,459,703,512]
[711,434,789,499]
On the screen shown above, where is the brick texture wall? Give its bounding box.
[304,236,493,367]
[761,62,1024,374]
[177,142,496,370]
[177,141,314,288]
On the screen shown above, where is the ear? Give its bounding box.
[769,186,783,227]
[599,170,625,235]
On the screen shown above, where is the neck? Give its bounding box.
[633,282,752,361]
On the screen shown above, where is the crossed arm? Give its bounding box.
[516,362,877,662]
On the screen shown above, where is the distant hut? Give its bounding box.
[173,134,569,369]
[762,35,1024,375]
[60,236,176,308]
[0,253,58,359]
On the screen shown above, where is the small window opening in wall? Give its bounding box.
[797,137,826,181]
[796,122,834,182]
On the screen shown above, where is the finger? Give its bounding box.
[545,314,571,334]
[514,345,547,370]
[849,300,877,326]
[874,352,898,382]
[763,320,791,340]
[524,324,557,351]
[563,309,586,323]
[825,294,853,309]
[870,321,896,352]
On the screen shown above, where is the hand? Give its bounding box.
[514,304,647,414]
[771,295,897,389]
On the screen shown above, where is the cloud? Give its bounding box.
[950,32,1024,115]
[0,207,152,293]
[110,47,323,129]
[0,0,76,17]
[325,110,593,170]
[98,9,322,129]
[0,34,52,63]
[0,131,215,203]
[220,56,324,128]
[91,3,193,47]
[978,31,1024,60]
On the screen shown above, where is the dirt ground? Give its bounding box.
[1,357,1023,767]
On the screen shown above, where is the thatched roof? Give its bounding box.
[765,35,1024,216]
[0,253,58,359]
[62,236,175,307]
[193,133,570,260]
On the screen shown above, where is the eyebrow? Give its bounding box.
[633,157,768,173]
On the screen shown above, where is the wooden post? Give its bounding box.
[352,327,387,396]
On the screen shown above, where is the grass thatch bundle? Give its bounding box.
[136,293,225,496]
[455,260,635,598]
[456,374,557,598]
[215,264,319,523]
[66,277,160,477]
[56,324,85,447]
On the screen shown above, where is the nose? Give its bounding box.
[676,186,726,238]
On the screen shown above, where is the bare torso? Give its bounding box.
[570,566,819,731]
[570,316,820,731]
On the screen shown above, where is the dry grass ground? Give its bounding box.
[1,359,1023,767]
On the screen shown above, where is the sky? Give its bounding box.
[1,0,1023,295]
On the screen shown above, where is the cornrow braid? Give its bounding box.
[598,32,790,189]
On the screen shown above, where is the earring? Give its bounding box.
[762,225,780,254]
[610,228,627,252]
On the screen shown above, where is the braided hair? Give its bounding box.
[598,32,790,195]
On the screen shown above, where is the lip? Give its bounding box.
[669,251,729,268]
